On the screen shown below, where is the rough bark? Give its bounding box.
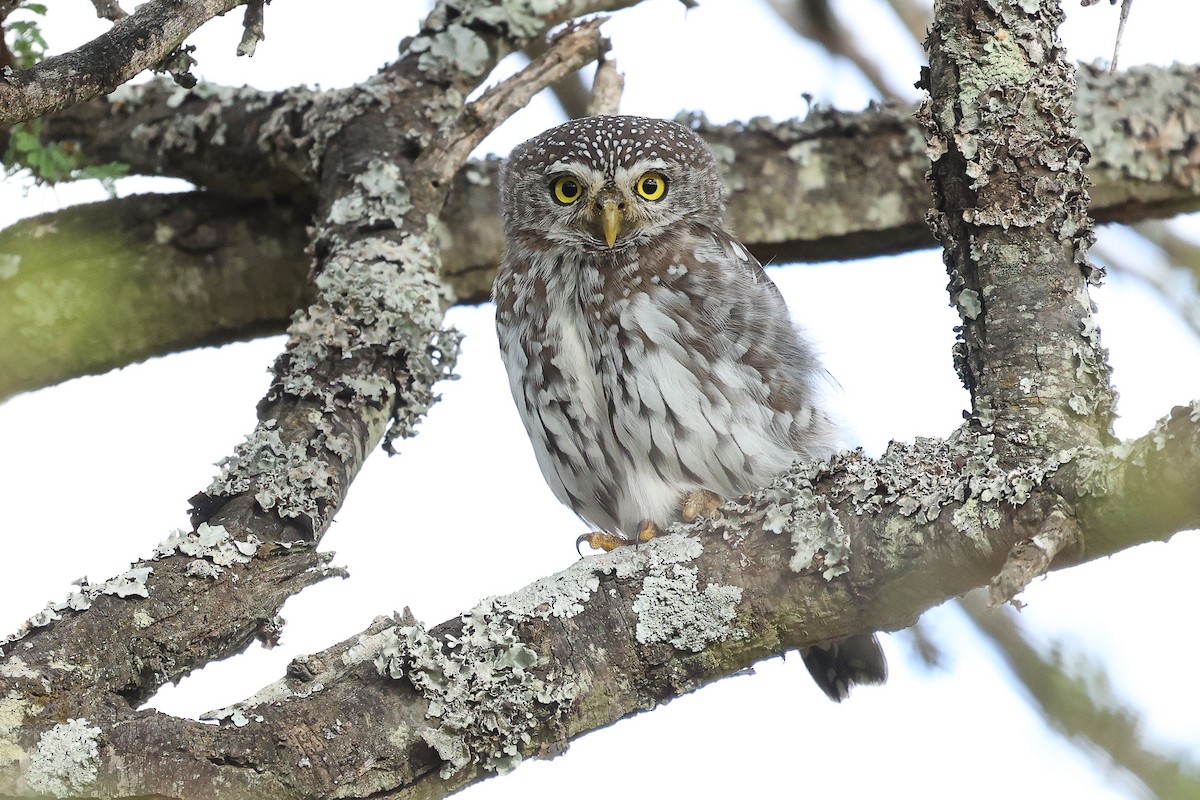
[917,0,1116,596]
[18,61,1200,260]
[3,63,1199,400]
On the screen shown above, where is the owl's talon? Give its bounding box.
[681,489,723,523]
[577,531,632,553]
[636,520,659,544]
[576,522,657,554]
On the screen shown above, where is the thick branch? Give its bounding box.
[21,62,1199,259]
[4,62,1200,400]
[918,0,1115,455]
[0,192,311,399]
[0,2,1196,794]
[1068,401,1200,560]
[0,0,247,126]
[2,412,1195,798]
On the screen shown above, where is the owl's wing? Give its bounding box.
[668,223,846,461]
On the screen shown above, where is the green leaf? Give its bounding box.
[4,121,130,195]
[7,2,50,67]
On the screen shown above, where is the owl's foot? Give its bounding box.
[680,489,723,523]
[576,521,659,554]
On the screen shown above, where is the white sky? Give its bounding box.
[2,2,1198,798]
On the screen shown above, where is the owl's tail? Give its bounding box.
[800,634,888,702]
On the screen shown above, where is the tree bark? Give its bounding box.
[0,192,311,399]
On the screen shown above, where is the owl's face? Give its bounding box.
[500,116,727,253]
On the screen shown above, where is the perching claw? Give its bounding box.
[576,521,659,555]
[680,489,723,523]
[576,531,628,554]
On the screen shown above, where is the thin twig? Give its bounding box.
[0,0,245,126]
[1110,0,1132,74]
[439,19,608,177]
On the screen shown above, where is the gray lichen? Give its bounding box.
[956,27,1034,107]
[1077,63,1200,194]
[409,0,557,80]
[0,567,155,653]
[328,159,413,226]
[155,522,259,574]
[100,567,152,599]
[0,523,264,652]
[24,718,102,798]
[281,222,460,456]
[1074,399,1200,498]
[207,419,340,528]
[737,460,856,577]
[0,689,29,769]
[632,564,744,652]
[562,534,747,651]
[203,707,262,728]
[122,82,277,162]
[415,24,491,78]
[0,254,19,280]
[745,427,1074,560]
[374,608,577,778]
[490,559,601,620]
[958,287,982,320]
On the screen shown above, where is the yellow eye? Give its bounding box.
[552,176,583,205]
[635,172,668,201]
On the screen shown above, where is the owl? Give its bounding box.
[493,115,885,701]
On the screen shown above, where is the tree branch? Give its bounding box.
[0,191,311,399]
[524,33,591,119]
[962,591,1200,798]
[1,2,1197,795]
[989,506,1081,607]
[585,55,623,116]
[919,0,1114,454]
[24,61,1199,254]
[3,410,1196,798]
[0,0,248,126]
[4,63,1199,400]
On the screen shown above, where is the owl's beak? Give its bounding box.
[600,199,622,248]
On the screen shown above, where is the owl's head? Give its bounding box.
[500,115,726,253]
